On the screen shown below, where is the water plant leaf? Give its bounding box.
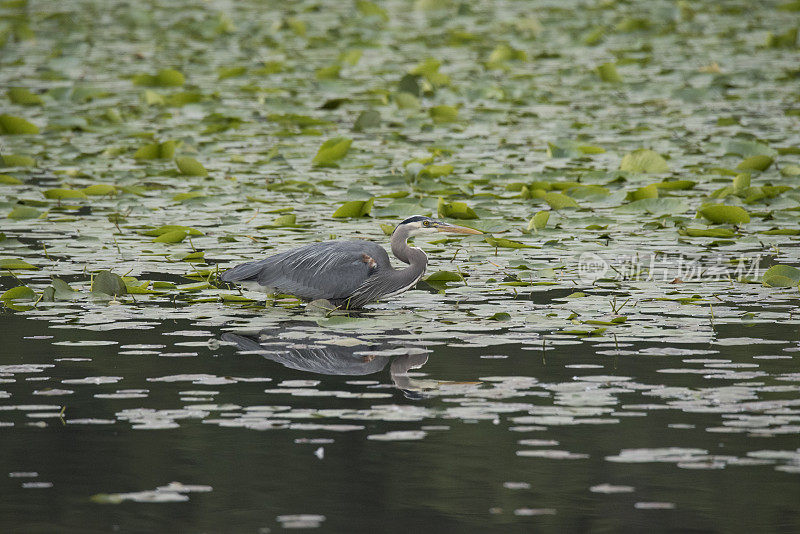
[134,140,176,160]
[762,265,800,288]
[141,225,203,237]
[0,174,23,185]
[420,164,453,178]
[356,0,389,21]
[353,110,380,132]
[724,140,777,159]
[698,204,750,225]
[7,206,41,220]
[133,68,185,87]
[91,271,127,297]
[429,105,458,124]
[332,199,374,218]
[485,236,532,248]
[736,155,773,172]
[527,210,550,232]
[82,184,117,196]
[596,62,622,82]
[153,230,187,243]
[679,228,736,238]
[217,66,247,80]
[312,137,352,167]
[438,198,477,219]
[175,156,208,176]
[44,188,87,200]
[51,278,78,300]
[0,114,39,135]
[0,285,36,303]
[0,258,38,270]
[620,149,669,173]
[1,154,36,167]
[425,271,463,282]
[617,198,689,216]
[543,192,579,210]
[270,213,297,227]
[628,184,659,201]
[7,87,43,106]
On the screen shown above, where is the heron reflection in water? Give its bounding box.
[220,216,481,308]
[222,328,433,398]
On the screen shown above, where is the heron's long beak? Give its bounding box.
[436,223,482,235]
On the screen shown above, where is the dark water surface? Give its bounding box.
[2,310,799,533]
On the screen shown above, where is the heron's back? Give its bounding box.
[220,239,391,301]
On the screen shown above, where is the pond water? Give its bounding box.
[2,309,800,532]
[2,0,800,531]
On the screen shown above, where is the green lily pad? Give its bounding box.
[0,114,39,135]
[762,265,800,288]
[620,149,669,173]
[0,285,36,303]
[543,192,579,210]
[429,105,458,124]
[698,204,750,225]
[91,271,128,297]
[420,164,453,178]
[680,227,737,238]
[7,206,42,220]
[527,210,550,232]
[133,68,185,87]
[175,156,208,176]
[596,62,622,83]
[353,110,380,132]
[141,225,203,237]
[332,199,374,218]
[133,140,177,160]
[1,154,36,167]
[312,137,352,167]
[617,198,689,216]
[44,188,87,200]
[7,87,43,106]
[438,198,477,219]
[0,174,23,185]
[425,271,463,282]
[485,236,532,248]
[153,229,188,243]
[82,184,117,196]
[736,155,773,172]
[0,258,38,270]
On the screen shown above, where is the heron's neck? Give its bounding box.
[391,232,428,269]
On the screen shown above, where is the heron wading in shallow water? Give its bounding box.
[220,215,482,309]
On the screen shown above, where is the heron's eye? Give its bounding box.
[423,220,431,227]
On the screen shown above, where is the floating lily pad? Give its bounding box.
[620,149,669,173]
[312,137,352,167]
[0,258,38,270]
[762,265,800,288]
[0,114,39,135]
[0,285,36,303]
[7,206,41,220]
[91,271,127,297]
[332,199,374,218]
[175,156,208,177]
[698,204,750,225]
[7,87,43,106]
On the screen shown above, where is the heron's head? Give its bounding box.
[393,215,482,236]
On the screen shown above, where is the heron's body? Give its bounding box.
[220,215,480,308]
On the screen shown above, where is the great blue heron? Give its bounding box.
[220,215,482,308]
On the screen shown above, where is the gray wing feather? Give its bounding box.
[221,240,391,301]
